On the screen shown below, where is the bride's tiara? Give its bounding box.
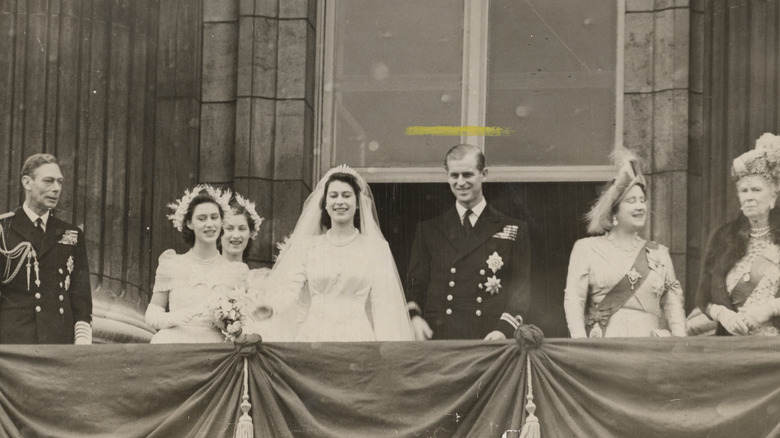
[331,164,359,178]
[230,193,265,240]
[167,184,232,232]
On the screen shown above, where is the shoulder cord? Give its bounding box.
[0,223,35,286]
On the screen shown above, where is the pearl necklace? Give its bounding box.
[192,252,220,265]
[325,228,359,247]
[606,232,642,253]
[750,218,770,238]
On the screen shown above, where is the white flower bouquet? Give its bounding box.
[211,287,250,342]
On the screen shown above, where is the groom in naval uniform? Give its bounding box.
[0,154,92,344]
[406,144,531,340]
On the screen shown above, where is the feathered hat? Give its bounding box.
[731,133,780,186]
[586,148,646,235]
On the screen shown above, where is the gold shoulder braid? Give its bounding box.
[0,216,40,290]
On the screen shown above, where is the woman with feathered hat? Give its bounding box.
[563,149,687,338]
[697,133,780,336]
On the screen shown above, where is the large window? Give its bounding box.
[318,0,623,182]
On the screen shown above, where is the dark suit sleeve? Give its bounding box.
[405,223,430,317]
[69,228,92,323]
[494,220,531,337]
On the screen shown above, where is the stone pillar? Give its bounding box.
[201,0,239,186]
[623,1,691,302]
[234,0,317,268]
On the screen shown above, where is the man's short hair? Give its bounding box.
[444,144,485,171]
[21,154,59,179]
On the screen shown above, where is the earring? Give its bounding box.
[612,216,618,226]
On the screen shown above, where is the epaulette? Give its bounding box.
[0,211,14,221]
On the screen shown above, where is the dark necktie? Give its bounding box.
[35,218,44,234]
[462,209,474,237]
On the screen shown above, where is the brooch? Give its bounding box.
[627,268,641,290]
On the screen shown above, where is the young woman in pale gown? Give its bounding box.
[144,186,248,343]
[219,193,273,335]
[252,165,414,342]
[563,150,687,338]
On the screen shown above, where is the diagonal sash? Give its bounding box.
[730,255,771,309]
[586,242,654,337]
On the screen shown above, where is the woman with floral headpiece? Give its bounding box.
[697,133,780,336]
[219,193,275,334]
[251,165,414,342]
[144,185,248,343]
[564,149,687,338]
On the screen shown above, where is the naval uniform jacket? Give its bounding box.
[406,204,531,339]
[0,208,92,344]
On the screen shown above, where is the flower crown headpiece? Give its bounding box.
[230,193,265,240]
[167,184,233,232]
[732,133,780,185]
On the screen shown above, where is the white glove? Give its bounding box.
[145,304,195,330]
[742,298,780,330]
[709,304,749,335]
[411,315,433,341]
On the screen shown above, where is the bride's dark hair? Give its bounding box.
[319,173,362,231]
[182,192,225,247]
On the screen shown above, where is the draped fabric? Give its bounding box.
[1,338,780,437]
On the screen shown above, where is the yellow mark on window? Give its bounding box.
[405,126,514,136]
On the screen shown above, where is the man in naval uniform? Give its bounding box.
[0,154,92,344]
[406,144,531,340]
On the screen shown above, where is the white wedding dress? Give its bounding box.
[253,232,413,342]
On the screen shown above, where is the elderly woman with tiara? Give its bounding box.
[250,164,414,342]
[144,185,248,343]
[563,149,687,338]
[697,133,780,336]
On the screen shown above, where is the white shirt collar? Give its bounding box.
[456,198,487,225]
[22,203,50,231]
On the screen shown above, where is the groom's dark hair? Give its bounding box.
[320,173,362,231]
[444,144,485,171]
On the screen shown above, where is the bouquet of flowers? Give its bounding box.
[210,287,250,342]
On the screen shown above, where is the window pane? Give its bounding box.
[329,0,464,168]
[485,0,617,166]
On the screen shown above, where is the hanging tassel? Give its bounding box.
[500,355,541,438]
[235,357,254,438]
[519,355,540,438]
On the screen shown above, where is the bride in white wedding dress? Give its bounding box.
[250,165,414,342]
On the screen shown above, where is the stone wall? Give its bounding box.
[624,0,691,301]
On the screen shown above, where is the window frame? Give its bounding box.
[315,0,626,183]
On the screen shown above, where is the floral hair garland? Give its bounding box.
[231,193,265,240]
[167,184,233,232]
